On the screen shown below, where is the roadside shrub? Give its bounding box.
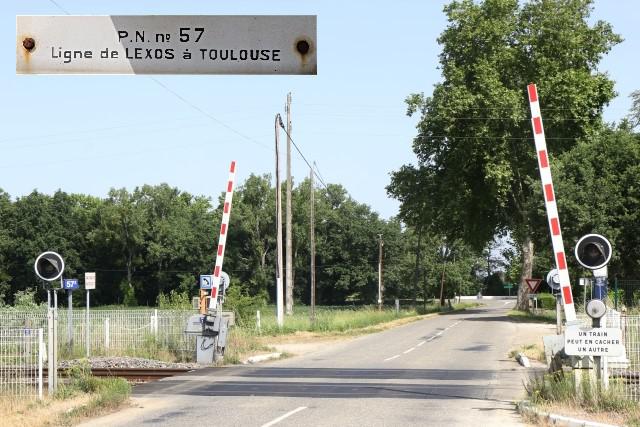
[537,293,556,310]
[157,289,192,309]
[526,371,637,413]
[224,286,267,326]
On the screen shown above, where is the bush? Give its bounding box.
[224,286,267,326]
[13,289,43,308]
[120,281,137,306]
[537,293,556,310]
[157,289,192,309]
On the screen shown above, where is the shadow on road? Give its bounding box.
[134,367,522,402]
[462,315,511,322]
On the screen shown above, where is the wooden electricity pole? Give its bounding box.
[285,92,293,315]
[310,165,316,323]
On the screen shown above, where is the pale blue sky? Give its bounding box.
[2,0,638,219]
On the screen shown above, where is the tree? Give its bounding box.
[224,174,276,298]
[94,188,146,304]
[388,0,620,310]
[0,190,14,304]
[629,90,640,129]
[555,124,640,278]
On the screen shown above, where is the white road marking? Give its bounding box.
[383,321,462,362]
[503,301,511,306]
[261,406,308,427]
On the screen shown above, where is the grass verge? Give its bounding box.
[508,343,546,363]
[0,360,131,427]
[224,302,479,364]
[58,361,131,423]
[507,309,557,324]
[524,371,640,426]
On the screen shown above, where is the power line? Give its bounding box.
[416,135,580,140]
[297,112,595,121]
[0,117,204,145]
[278,124,328,189]
[150,78,272,151]
[48,0,70,14]
[44,0,272,153]
[312,162,328,189]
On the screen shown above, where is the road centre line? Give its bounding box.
[260,406,308,427]
[383,321,461,362]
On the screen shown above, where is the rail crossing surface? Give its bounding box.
[82,300,538,427]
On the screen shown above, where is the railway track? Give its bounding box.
[43,367,193,382]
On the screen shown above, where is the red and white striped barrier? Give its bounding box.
[527,84,577,323]
[209,161,236,310]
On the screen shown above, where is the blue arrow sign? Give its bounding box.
[200,275,213,290]
[62,279,80,290]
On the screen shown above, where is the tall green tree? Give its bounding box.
[388,0,620,309]
[93,188,146,304]
[224,174,276,298]
[0,190,14,303]
[555,123,640,278]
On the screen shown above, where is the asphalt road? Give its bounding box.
[84,300,532,427]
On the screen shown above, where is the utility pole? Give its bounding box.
[439,245,447,307]
[378,234,384,311]
[285,92,293,315]
[310,165,316,323]
[275,114,284,327]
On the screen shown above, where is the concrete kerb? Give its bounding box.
[517,401,620,427]
[243,352,282,364]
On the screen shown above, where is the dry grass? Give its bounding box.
[0,362,132,427]
[224,311,444,364]
[509,343,546,363]
[531,401,640,426]
[223,304,481,364]
[0,395,92,427]
[525,372,640,426]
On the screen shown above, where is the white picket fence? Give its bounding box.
[0,328,43,399]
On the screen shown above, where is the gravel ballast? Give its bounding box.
[58,356,201,370]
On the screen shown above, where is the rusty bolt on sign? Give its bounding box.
[296,40,310,55]
[23,37,35,51]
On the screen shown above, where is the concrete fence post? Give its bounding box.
[105,318,110,350]
[256,310,261,333]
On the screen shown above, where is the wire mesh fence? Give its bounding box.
[0,328,43,399]
[612,280,640,311]
[0,308,197,362]
[603,312,640,401]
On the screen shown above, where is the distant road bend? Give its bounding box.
[84,300,531,427]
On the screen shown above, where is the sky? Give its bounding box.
[2,0,639,220]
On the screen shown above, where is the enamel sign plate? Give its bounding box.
[17,15,317,75]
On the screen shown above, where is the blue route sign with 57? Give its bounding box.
[62,279,79,290]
